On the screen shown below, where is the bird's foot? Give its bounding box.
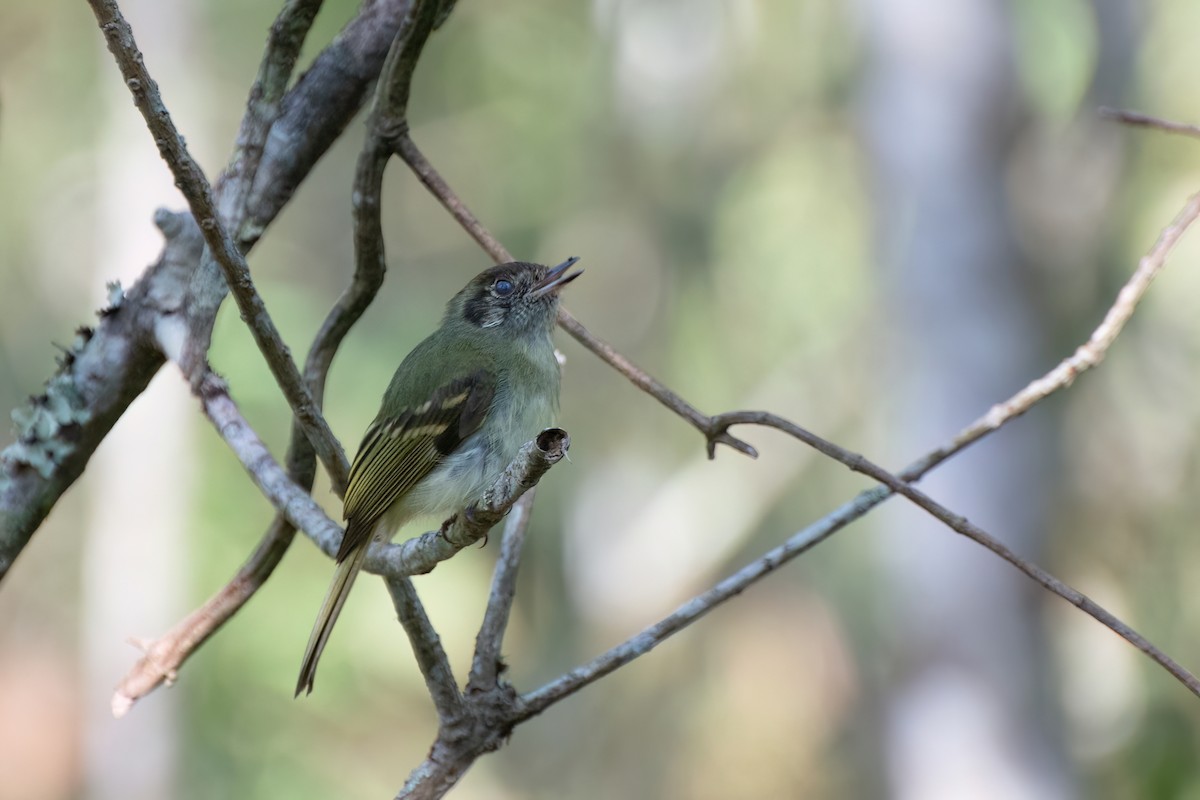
[462,503,489,547]
[437,513,458,543]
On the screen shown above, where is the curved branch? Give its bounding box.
[221,0,325,223]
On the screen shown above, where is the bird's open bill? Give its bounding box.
[531,256,583,297]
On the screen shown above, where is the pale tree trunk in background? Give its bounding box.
[82,1,199,797]
[856,1,1073,797]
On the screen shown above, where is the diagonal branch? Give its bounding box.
[716,411,1200,697]
[86,0,349,489]
[386,577,467,723]
[1100,107,1200,140]
[516,190,1200,717]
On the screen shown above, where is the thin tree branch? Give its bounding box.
[467,490,536,693]
[1100,107,1200,140]
[111,136,392,714]
[393,133,512,260]
[386,577,468,723]
[371,430,570,574]
[517,190,1200,717]
[901,190,1200,478]
[372,0,441,138]
[719,411,1200,697]
[86,0,349,489]
[111,516,295,718]
[196,370,343,540]
[557,308,757,457]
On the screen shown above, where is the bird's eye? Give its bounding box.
[493,279,514,297]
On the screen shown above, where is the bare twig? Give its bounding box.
[86,0,349,489]
[467,490,537,693]
[372,0,441,138]
[903,190,1200,479]
[111,515,297,718]
[386,577,467,723]
[722,411,1200,697]
[196,370,344,541]
[517,190,1200,716]
[393,133,512,260]
[557,308,757,457]
[1100,107,1200,140]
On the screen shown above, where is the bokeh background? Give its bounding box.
[4,0,1200,798]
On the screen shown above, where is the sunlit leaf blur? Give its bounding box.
[2,0,1200,798]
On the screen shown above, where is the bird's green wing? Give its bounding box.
[337,369,495,562]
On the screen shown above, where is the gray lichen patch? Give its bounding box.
[4,369,93,479]
[99,280,125,317]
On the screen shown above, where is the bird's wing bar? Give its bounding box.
[337,369,495,561]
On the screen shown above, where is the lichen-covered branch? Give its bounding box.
[0,0,414,582]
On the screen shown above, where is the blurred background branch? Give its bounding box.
[1101,106,1200,140]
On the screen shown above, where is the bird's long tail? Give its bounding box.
[295,537,371,697]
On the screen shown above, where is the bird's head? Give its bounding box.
[446,258,582,337]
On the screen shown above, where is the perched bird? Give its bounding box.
[296,258,582,696]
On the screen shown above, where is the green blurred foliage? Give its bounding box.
[3,0,1200,798]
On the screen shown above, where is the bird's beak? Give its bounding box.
[531,256,583,297]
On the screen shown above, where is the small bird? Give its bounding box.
[296,258,582,696]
